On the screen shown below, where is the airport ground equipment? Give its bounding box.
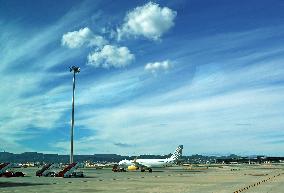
[112,164,126,172]
[36,163,58,177]
[0,163,25,177]
[56,162,84,178]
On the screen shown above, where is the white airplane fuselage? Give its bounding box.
[135,158,175,168]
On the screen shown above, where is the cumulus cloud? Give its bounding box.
[145,60,172,73]
[87,45,135,68]
[117,2,177,40]
[62,27,107,48]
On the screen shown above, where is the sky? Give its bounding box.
[0,0,284,156]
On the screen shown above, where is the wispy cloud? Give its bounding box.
[0,1,99,152]
[114,142,134,148]
[52,26,284,155]
[1,0,284,156]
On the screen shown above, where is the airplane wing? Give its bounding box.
[132,160,151,168]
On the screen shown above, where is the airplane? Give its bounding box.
[0,163,25,177]
[115,145,183,172]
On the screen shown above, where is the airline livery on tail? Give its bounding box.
[117,145,183,172]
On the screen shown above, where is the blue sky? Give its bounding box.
[1,0,284,156]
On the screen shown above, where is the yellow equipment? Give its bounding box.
[127,165,138,171]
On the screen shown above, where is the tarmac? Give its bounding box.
[0,164,283,193]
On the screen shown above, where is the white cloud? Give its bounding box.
[145,60,172,73]
[61,27,107,48]
[117,2,177,40]
[87,44,135,68]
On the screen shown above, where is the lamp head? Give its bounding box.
[70,66,80,73]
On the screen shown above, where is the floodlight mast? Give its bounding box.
[69,66,80,164]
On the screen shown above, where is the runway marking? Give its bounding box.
[232,173,282,193]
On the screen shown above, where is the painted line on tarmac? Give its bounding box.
[232,173,282,193]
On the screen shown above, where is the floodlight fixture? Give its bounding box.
[69,66,80,73]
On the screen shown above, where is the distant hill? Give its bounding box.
[1,151,281,164]
[0,152,130,164]
[0,151,217,164]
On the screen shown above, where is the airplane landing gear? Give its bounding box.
[141,168,152,172]
[141,168,145,172]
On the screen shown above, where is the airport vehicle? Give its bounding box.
[0,163,25,177]
[116,145,183,172]
[56,162,84,178]
[36,163,58,177]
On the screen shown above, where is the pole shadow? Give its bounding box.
[0,182,50,188]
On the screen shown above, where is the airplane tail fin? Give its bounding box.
[169,145,183,160]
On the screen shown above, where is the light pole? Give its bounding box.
[69,66,80,164]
